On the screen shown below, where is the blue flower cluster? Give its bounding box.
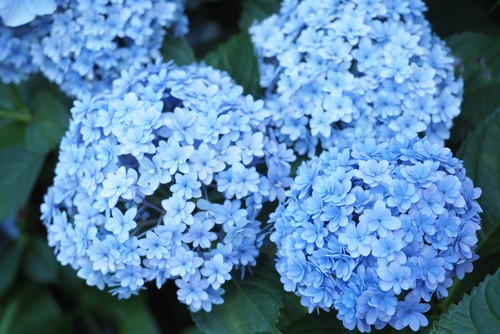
[0,16,51,84]
[270,136,481,332]
[0,0,188,97]
[41,62,295,311]
[250,0,463,156]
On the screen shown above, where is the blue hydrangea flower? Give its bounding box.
[270,136,481,332]
[41,62,295,312]
[1,0,188,97]
[250,0,463,156]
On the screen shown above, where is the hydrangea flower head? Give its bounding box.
[41,62,295,311]
[1,0,188,97]
[250,0,463,156]
[270,136,481,332]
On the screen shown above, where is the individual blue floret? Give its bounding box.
[41,62,295,311]
[250,0,463,156]
[270,136,481,332]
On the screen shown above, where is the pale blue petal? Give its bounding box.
[25,0,56,16]
[0,0,35,27]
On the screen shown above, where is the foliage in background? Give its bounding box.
[1,0,500,333]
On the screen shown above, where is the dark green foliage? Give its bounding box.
[204,31,262,98]
[0,84,68,220]
[25,90,69,154]
[459,109,500,257]
[162,37,197,66]
[440,109,500,308]
[431,269,500,334]
[0,146,45,220]
[22,236,59,284]
[0,237,27,298]
[193,256,284,334]
[448,33,500,146]
[0,287,69,334]
[239,0,280,29]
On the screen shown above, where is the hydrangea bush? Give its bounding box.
[270,136,482,332]
[250,0,463,156]
[40,62,295,311]
[0,0,188,97]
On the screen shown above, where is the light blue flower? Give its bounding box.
[387,180,419,213]
[162,197,195,225]
[338,222,374,258]
[169,246,203,279]
[377,261,414,294]
[0,0,56,27]
[42,63,294,310]
[182,219,217,249]
[200,254,232,290]
[176,272,209,312]
[359,200,401,237]
[86,235,121,275]
[391,293,430,331]
[251,0,463,156]
[157,139,194,175]
[189,142,226,184]
[104,207,137,243]
[170,172,202,200]
[100,167,138,208]
[355,160,391,187]
[137,230,170,260]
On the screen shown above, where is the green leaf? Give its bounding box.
[458,109,500,258]
[0,84,31,122]
[0,236,27,297]
[162,37,197,66]
[22,235,59,284]
[0,286,68,334]
[441,109,500,308]
[119,298,161,334]
[239,0,280,30]
[431,269,500,334]
[447,33,500,145]
[25,90,69,154]
[0,119,26,148]
[447,33,500,85]
[0,146,45,220]
[192,255,285,334]
[204,31,261,98]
